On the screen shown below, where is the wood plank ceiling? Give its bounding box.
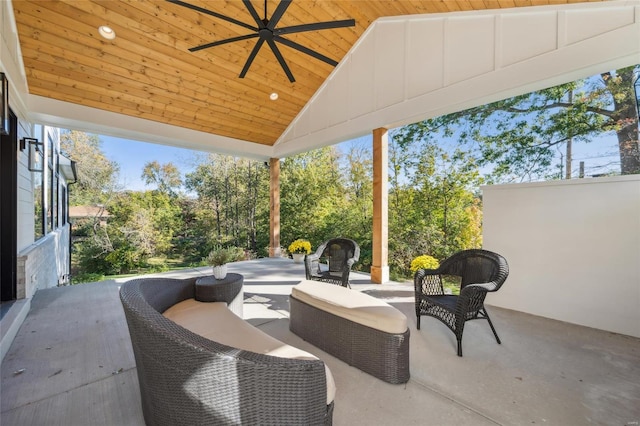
[12,0,595,146]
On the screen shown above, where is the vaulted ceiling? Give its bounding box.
[11,0,603,153]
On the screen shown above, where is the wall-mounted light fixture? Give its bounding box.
[20,137,44,172]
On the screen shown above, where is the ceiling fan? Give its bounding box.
[168,0,355,83]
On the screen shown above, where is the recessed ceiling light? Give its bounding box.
[98,26,116,40]
[270,92,279,101]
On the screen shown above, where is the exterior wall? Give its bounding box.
[14,124,72,298]
[16,119,35,252]
[482,176,640,338]
[3,1,73,299]
[17,224,71,299]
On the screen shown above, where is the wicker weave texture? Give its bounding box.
[305,238,360,287]
[290,295,410,385]
[195,273,244,317]
[120,277,333,425]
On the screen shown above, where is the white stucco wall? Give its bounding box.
[482,176,640,338]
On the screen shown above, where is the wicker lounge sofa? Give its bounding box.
[290,280,410,384]
[120,276,334,426]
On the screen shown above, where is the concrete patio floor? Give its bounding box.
[1,258,639,425]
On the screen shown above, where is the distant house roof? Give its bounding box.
[69,205,110,218]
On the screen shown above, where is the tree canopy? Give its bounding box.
[142,161,182,196]
[395,65,640,181]
[60,130,119,205]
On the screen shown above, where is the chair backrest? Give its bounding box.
[439,249,509,291]
[319,238,360,273]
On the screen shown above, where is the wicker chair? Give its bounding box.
[305,238,360,288]
[414,249,509,357]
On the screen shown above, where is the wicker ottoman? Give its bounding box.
[289,280,410,384]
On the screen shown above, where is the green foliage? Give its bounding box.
[142,161,182,196]
[205,245,244,266]
[185,154,269,258]
[386,136,483,277]
[410,255,440,273]
[71,272,104,284]
[60,130,119,205]
[280,147,345,247]
[74,232,118,276]
[105,244,144,274]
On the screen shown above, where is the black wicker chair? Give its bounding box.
[414,249,509,357]
[305,238,360,288]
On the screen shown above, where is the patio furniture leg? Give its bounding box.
[484,309,501,344]
[457,338,463,357]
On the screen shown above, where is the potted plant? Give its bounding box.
[410,254,440,273]
[206,246,233,279]
[288,239,311,263]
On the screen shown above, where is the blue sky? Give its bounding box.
[100,136,206,191]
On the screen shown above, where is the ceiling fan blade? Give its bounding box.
[267,0,292,30]
[267,39,295,82]
[242,0,264,28]
[274,36,338,67]
[276,19,355,36]
[239,38,266,78]
[189,33,259,52]
[167,0,258,32]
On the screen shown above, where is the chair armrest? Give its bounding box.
[304,253,321,279]
[457,283,495,313]
[460,282,498,296]
[414,269,445,296]
[306,253,320,262]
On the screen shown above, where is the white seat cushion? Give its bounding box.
[163,299,335,404]
[291,280,408,334]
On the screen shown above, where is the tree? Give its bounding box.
[141,161,182,196]
[600,68,640,174]
[280,147,346,250]
[185,154,269,257]
[80,190,184,275]
[396,65,640,181]
[329,143,373,269]
[386,133,483,277]
[60,130,119,205]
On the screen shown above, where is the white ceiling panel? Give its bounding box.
[445,15,496,85]
[326,70,349,128]
[406,18,445,99]
[565,6,636,46]
[347,32,376,119]
[500,12,558,67]
[374,20,406,110]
